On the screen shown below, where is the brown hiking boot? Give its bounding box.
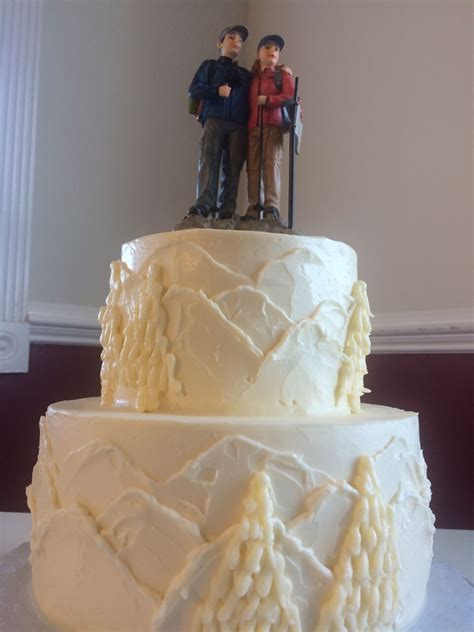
[240,206,263,221]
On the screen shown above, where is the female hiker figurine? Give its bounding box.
[242,35,295,223]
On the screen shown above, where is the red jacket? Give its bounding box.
[248,67,295,129]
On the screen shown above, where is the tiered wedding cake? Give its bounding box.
[27,229,434,631]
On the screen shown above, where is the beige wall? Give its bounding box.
[29,0,472,316]
[29,0,247,307]
[248,0,472,314]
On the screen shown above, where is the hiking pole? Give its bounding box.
[288,76,299,229]
[213,85,228,218]
[257,105,264,220]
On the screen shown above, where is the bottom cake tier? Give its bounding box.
[27,399,434,632]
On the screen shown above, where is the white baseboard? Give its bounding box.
[371,307,474,353]
[27,301,474,353]
[28,302,101,346]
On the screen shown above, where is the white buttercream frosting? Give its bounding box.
[316,456,399,631]
[191,471,301,631]
[99,230,369,415]
[27,229,434,631]
[28,399,434,631]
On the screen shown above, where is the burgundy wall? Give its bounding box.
[1,345,101,513]
[364,353,473,530]
[1,344,472,529]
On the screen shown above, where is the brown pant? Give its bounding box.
[247,125,284,212]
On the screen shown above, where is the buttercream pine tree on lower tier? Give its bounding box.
[316,456,400,632]
[192,471,301,631]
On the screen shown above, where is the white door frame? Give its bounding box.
[0,0,43,372]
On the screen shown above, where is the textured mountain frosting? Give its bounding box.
[28,230,434,631]
[99,230,372,415]
[27,399,434,631]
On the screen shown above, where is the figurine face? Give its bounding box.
[259,42,280,68]
[218,32,243,59]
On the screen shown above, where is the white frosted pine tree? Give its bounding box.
[98,261,180,412]
[316,456,399,632]
[99,260,125,405]
[192,471,301,632]
[335,280,373,413]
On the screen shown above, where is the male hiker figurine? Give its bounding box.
[187,25,250,219]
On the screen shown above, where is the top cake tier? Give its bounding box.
[99,229,372,416]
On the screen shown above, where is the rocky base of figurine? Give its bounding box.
[174,213,300,234]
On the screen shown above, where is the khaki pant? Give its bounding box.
[247,125,284,212]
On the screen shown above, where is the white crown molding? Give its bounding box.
[27,301,474,353]
[0,0,43,372]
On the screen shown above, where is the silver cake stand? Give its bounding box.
[0,543,472,631]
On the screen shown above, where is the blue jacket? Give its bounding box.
[188,56,250,126]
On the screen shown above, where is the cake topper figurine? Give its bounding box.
[177,28,301,234]
[240,35,298,228]
[187,25,250,220]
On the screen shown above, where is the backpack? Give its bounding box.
[274,68,303,154]
[188,60,217,119]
